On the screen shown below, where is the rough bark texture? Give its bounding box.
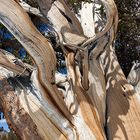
[0,77,43,140]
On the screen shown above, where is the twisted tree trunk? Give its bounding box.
[0,0,140,139]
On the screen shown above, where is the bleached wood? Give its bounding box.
[88,57,106,127]
[0,0,73,123]
[19,1,43,17]
[18,89,70,140]
[0,49,30,76]
[1,0,138,139]
[37,0,86,46]
[66,53,106,140]
[127,62,140,94]
[101,46,140,140]
[0,67,77,140]
[80,2,95,37]
[0,67,43,140]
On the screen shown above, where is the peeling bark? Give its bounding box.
[0,67,77,140]
[0,74,43,140]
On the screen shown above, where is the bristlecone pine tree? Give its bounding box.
[0,0,140,140]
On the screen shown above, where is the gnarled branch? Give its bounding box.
[0,0,73,125]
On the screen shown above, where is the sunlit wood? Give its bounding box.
[0,0,139,139]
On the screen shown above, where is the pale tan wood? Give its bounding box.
[66,53,106,140]
[101,46,140,140]
[0,0,73,124]
[19,91,67,140]
[80,1,95,37]
[0,49,29,76]
[37,0,109,139]
[88,57,106,127]
[0,70,43,140]
[37,0,87,46]
[19,1,43,17]
[127,62,140,94]
[1,0,138,140]
[0,67,77,140]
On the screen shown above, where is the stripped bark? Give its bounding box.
[0,0,139,140]
[37,0,86,46]
[0,0,74,124]
[80,1,95,37]
[0,68,42,140]
[101,46,140,140]
[19,1,43,17]
[127,61,140,94]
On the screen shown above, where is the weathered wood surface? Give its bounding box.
[101,46,140,140]
[80,1,95,37]
[0,0,74,125]
[37,0,87,46]
[0,49,30,76]
[0,67,43,140]
[0,51,76,140]
[127,61,140,94]
[19,1,43,17]
[0,0,140,140]
[0,67,77,140]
